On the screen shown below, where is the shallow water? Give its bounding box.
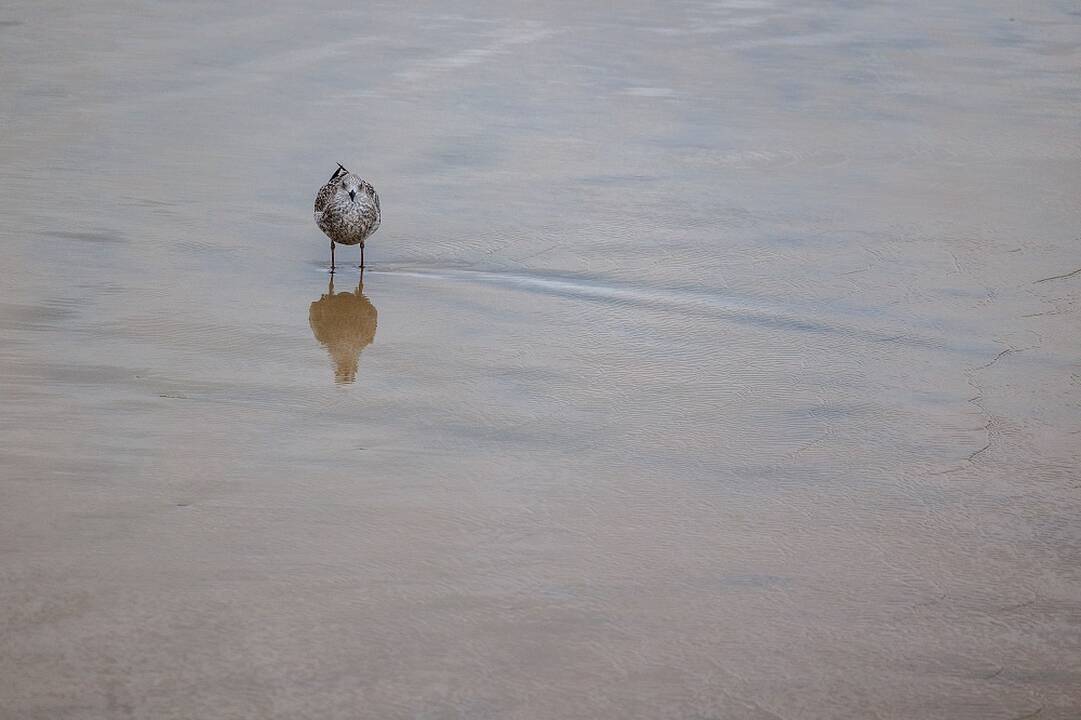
[2,1,1080,718]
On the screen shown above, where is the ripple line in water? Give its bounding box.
[368,267,968,352]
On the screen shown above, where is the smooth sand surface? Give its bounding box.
[1,2,1079,718]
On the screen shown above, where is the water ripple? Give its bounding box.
[369,266,979,353]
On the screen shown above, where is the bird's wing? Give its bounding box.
[314,181,336,214]
[369,185,380,213]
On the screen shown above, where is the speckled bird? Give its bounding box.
[314,163,381,271]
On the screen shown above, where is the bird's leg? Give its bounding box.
[359,242,365,269]
[330,241,336,273]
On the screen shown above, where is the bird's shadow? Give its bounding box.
[308,273,378,384]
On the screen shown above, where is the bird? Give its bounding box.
[309,274,378,384]
[314,163,380,272]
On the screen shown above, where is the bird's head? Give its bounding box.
[338,172,364,203]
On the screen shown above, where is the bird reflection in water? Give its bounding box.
[308,274,378,384]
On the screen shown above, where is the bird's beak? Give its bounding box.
[349,189,356,202]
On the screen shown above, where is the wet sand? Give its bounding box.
[1,1,1080,718]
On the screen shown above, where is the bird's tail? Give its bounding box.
[329,163,349,182]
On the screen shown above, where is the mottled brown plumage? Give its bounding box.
[314,163,380,271]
